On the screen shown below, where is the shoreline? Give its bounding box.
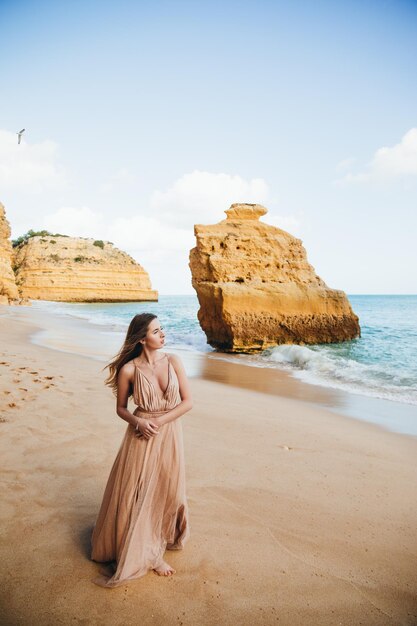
[1,305,417,624]
[3,303,417,438]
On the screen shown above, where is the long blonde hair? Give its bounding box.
[105,313,157,394]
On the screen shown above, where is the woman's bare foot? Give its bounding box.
[153,560,176,576]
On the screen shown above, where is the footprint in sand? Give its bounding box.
[0,362,10,366]
[17,367,27,371]
[45,376,54,380]
[30,371,38,375]
[0,416,8,423]
[278,444,314,453]
[2,391,11,395]
[18,388,28,392]
[12,378,21,384]
[8,402,17,408]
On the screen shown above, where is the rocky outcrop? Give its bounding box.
[189,203,360,352]
[13,236,158,302]
[0,203,19,304]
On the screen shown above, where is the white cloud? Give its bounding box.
[100,168,139,193]
[43,206,193,252]
[335,128,417,185]
[44,206,104,238]
[334,171,368,185]
[336,157,356,171]
[109,215,193,252]
[0,129,65,191]
[150,170,270,227]
[371,128,417,177]
[44,170,300,257]
[266,213,302,235]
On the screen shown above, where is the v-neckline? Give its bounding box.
[134,355,171,399]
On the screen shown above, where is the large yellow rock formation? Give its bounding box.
[13,235,158,302]
[0,203,19,304]
[189,203,360,352]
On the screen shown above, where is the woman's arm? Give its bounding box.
[156,354,193,427]
[116,363,159,439]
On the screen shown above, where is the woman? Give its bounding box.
[91,313,192,587]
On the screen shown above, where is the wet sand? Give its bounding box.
[1,306,417,625]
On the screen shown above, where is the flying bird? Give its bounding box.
[17,128,25,144]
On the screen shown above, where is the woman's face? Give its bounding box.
[143,318,165,349]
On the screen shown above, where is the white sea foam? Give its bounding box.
[264,344,417,405]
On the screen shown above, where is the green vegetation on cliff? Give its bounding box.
[12,230,68,248]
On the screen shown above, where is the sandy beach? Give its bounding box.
[1,306,417,626]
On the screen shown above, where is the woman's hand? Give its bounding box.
[135,418,159,440]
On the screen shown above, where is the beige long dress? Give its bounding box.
[91,354,189,587]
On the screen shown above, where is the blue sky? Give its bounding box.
[1,0,416,294]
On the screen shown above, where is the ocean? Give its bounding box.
[31,294,417,408]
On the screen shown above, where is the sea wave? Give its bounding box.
[262,344,417,405]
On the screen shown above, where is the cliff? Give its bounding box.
[0,203,19,304]
[13,236,158,302]
[189,203,360,352]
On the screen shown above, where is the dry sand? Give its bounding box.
[1,306,417,626]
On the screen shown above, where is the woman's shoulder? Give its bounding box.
[164,352,185,373]
[164,352,181,364]
[119,359,137,378]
